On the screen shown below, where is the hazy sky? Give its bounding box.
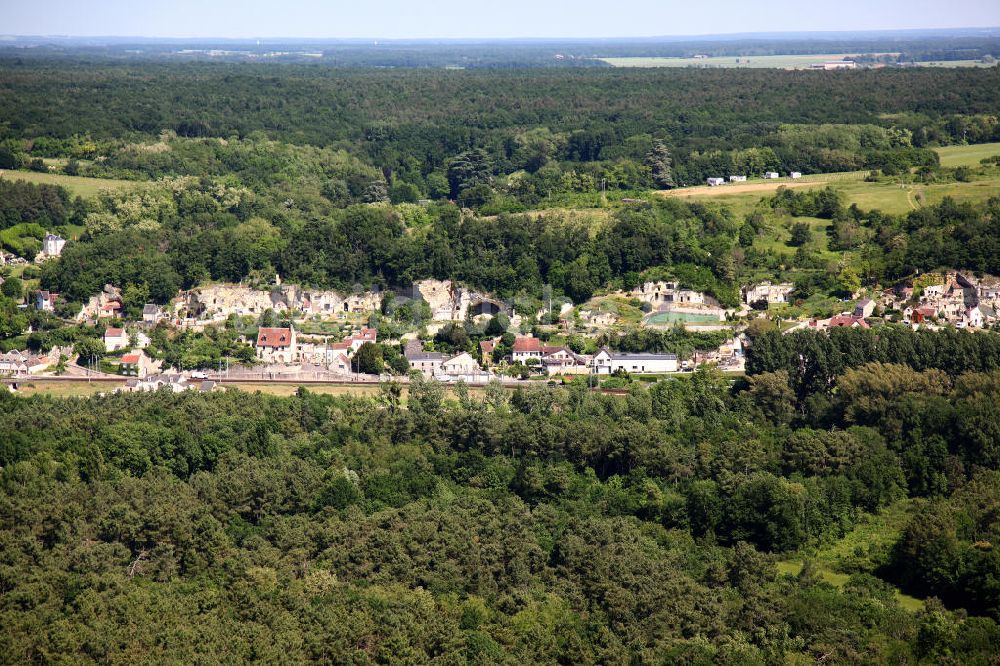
[3,0,1000,39]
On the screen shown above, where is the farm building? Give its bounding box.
[790,171,803,179]
[729,175,747,182]
[706,177,726,186]
[764,172,780,179]
[810,61,857,70]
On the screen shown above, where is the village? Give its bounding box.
[3,236,999,390]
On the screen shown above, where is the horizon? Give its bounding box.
[5,26,1000,44]
[3,0,1000,41]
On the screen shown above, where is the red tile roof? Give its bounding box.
[257,327,293,348]
[352,327,377,342]
[120,354,141,364]
[105,328,125,337]
[513,337,541,352]
[480,340,496,354]
[828,315,870,329]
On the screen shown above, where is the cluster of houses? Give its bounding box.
[885,273,1000,329]
[787,272,1000,333]
[117,373,217,394]
[0,349,55,375]
[706,172,801,186]
[398,335,700,380]
[254,325,380,373]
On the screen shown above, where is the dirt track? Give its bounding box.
[659,180,828,198]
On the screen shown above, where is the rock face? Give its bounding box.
[164,279,503,323]
[409,279,500,321]
[184,284,384,319]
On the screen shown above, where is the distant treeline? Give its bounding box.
[2,61,999,182]
[3,32,998,67]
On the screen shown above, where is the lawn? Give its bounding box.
[0,169,135,198]
[934,141,1000,167]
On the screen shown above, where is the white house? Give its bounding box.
[790,172,803,179]
[512,336,543,363]
[706,177,726,187]
[440,352,480,375]
[965,306,985,329]
[103,327,129,352]
[36,290,58,312]
[591,349,679,374]
[347,327,378,352]
[256,327,297,364]
[42,234,66,257]
[764,172,780,179]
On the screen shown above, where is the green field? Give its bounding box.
[0,169,135,198]
[667,169,1000,217]
[599,54,869,69]
[934,141,1000,167]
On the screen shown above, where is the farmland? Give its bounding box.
[597,53,877,68]
[598,54,997,69]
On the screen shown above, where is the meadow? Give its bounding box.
[0,169,134,198]
[934,140,1000,167]
[661,166,1000,217]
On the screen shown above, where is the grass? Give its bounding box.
[777,500,925,612]
[0,169,135,199]
[664,169,1000,217]
[835,172,1000,215]
[9,380,118,398]
[599,54,876,69]
[934,142,1000,167]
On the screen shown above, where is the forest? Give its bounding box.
[1,332,999,662]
